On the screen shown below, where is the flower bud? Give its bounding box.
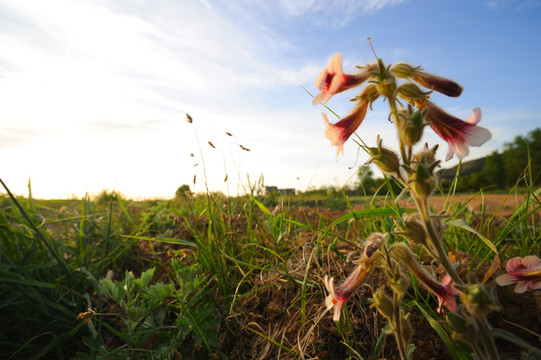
[377,74,397,99]
[460,280,499,317]
[400,311,413,344]
[396,83,431,103]
[406,161,440,200]
[363,83,381,109]
[390,273,410,296]
[390,63,418,78]
[373,59,397,99]
[390,242,415,263]
[368,135,401,175]
[412,143,439,167]
[395,214,428,247]
[446,311,468,333]
[371,288,395,321]
[398,106,429,147]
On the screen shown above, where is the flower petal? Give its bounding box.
[495,273,518,286]
[439,294,457,313]
[328,53,343,76]
[506,257,525,273]
[514,281,529,293]
[466,107,482,125]
[332,305,342,321]
[522,255,541,269]
[315,68,330,92]
[463,124,491,147]
[324,276,336,310]
[447,141,470,161]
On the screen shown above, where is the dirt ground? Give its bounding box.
[426,193,532,218]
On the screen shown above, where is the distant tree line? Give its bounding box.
[446,127,541,192]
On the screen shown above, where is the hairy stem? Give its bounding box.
[474,315,501,360]
[393,293,408,360]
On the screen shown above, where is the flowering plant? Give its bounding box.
[311,42,539,360]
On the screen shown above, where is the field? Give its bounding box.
[1,183,540,359]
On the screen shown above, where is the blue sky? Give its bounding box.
[1,0,540,199]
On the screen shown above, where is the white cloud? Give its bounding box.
[275,0,407,27]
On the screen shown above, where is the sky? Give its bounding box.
[1,0,540,199]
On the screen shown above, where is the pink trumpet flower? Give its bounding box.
[406,259,458,312]
[323,100,368,160]
[324,233,384,321]
[312,54,374,105]
[324,266,368,321]
[495,256,541,293]
[412,269,458,313]
[391,243,457,312]
[416,100,491,160]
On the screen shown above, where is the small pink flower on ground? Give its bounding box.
[324,265,369,321]
[416,100,491,160]
[495,256,541,293]
[323,100,368,159]
[312,54,374,105]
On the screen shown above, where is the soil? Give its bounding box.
[423,193,533,218]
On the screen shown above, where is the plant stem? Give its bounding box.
[389,99,409,167]
[393,293,408,360]
[474,315,501,360]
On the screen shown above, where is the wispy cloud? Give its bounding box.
[483,0,540,11]
[275,0,407,27]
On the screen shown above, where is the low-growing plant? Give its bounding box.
[76,260,220,359]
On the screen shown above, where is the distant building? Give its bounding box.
[264,186,278,194]
[264,186,296,195]
[280,188,296,195]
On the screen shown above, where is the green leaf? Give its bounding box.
[407,343,416,359]
[141,268,155,287]
[121,235,197,248]
[330,208,406,228]
[0,271,55,288]
[370,323,389,358]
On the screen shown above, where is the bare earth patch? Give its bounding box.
[427,193,530,218]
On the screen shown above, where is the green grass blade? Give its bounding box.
[120,235,197,247]
[245,325,297,356]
